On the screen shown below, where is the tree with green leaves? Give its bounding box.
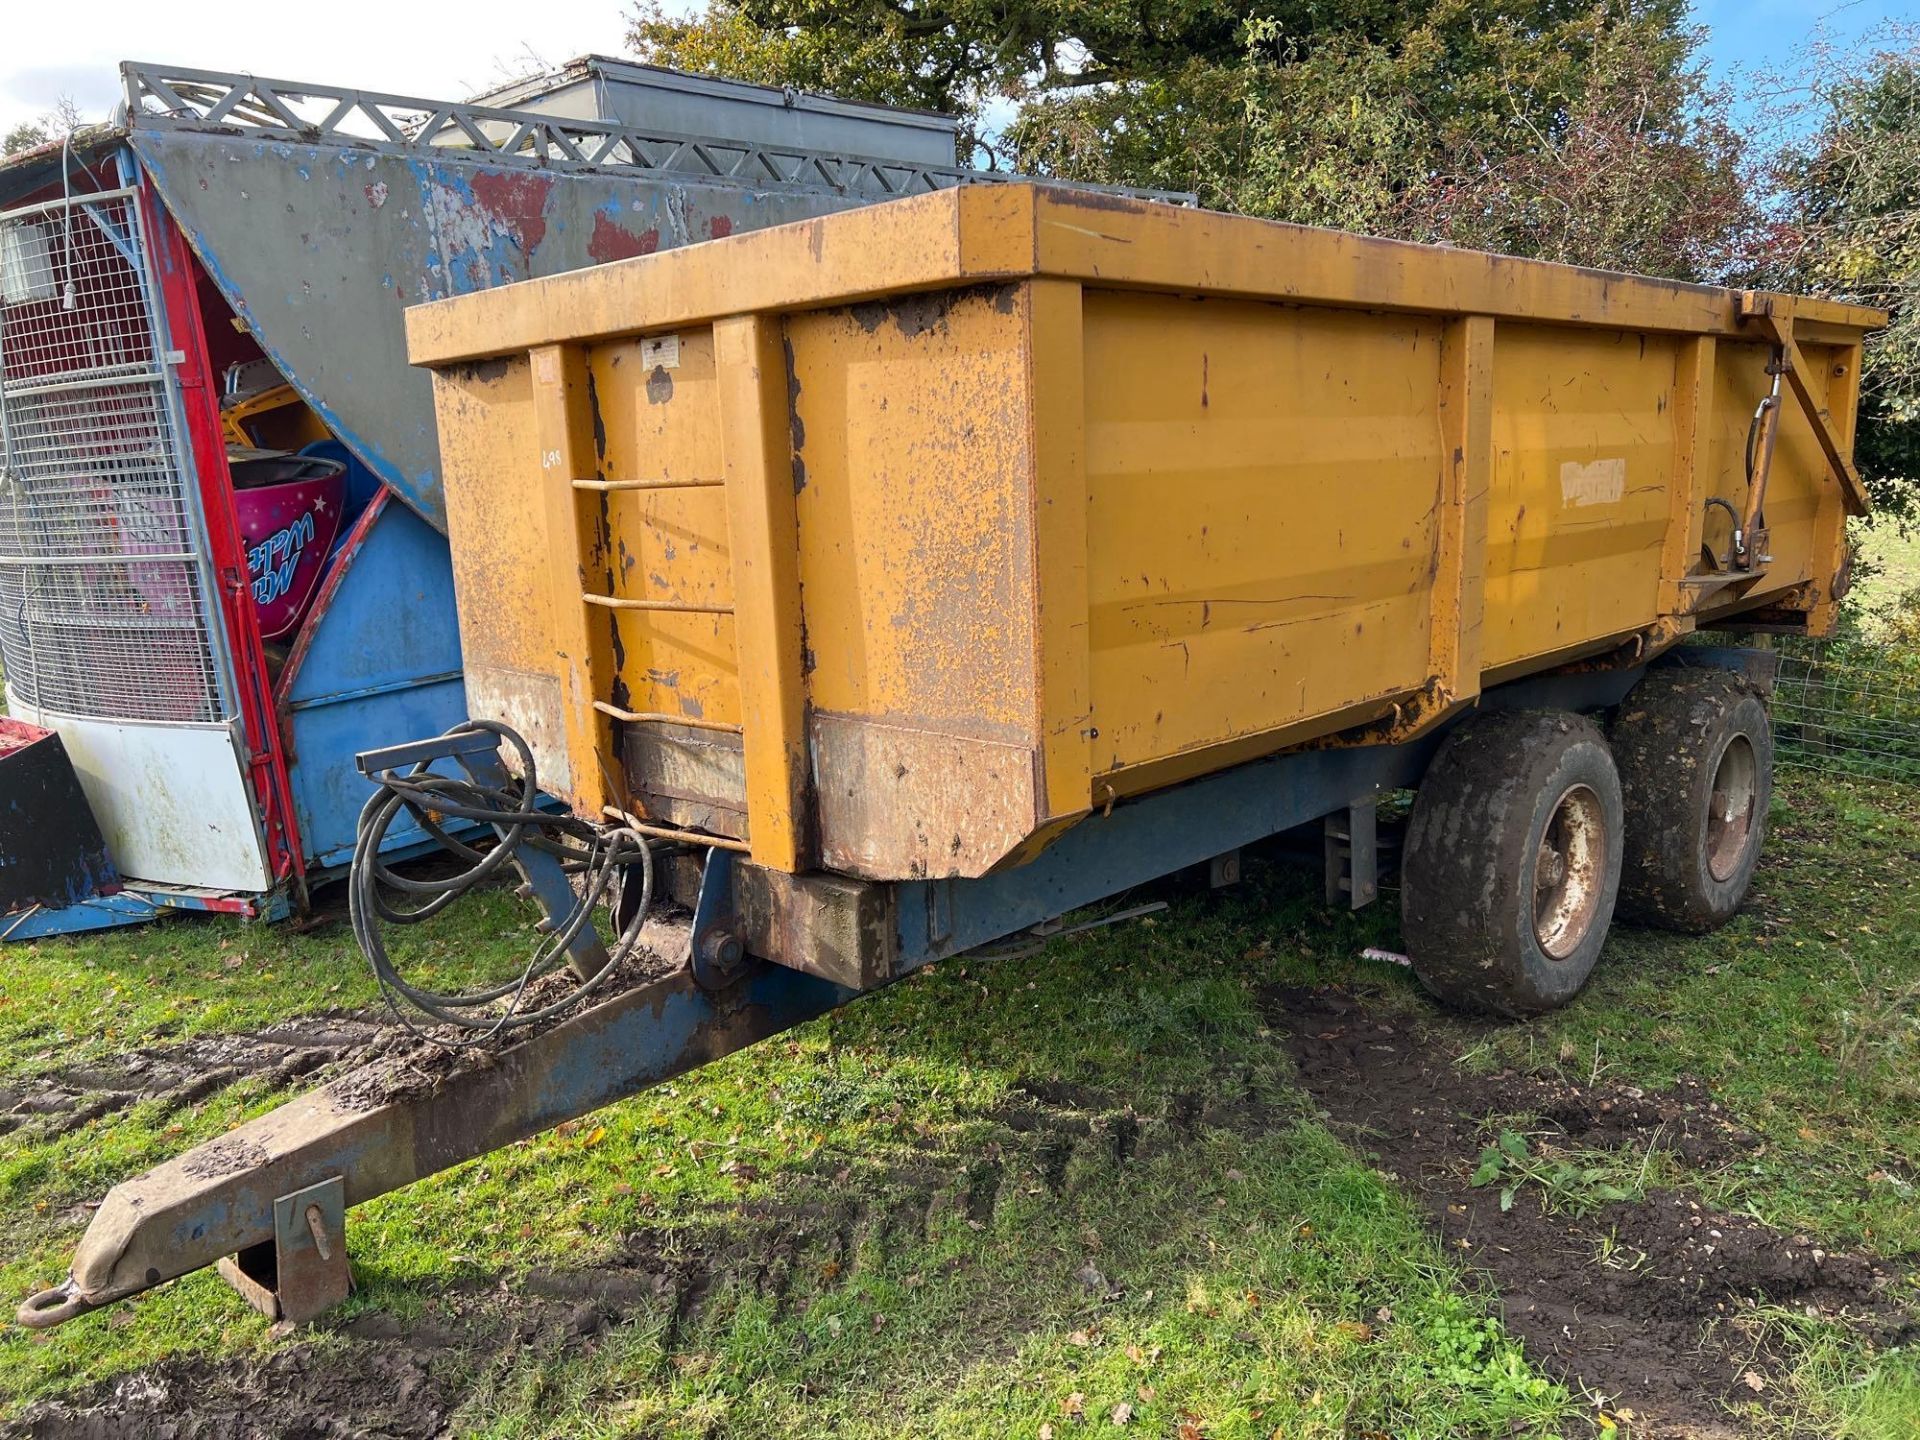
[1771,38,1920,520]
[630,3,1913,508]
[630,0,1754,281]
[2,121,51,158]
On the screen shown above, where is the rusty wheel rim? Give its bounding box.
[1533,783,1607,960]
[1706,735,1758,883]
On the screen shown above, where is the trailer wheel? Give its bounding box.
[1611,668,1772,933]
[1402,710,1623,1016]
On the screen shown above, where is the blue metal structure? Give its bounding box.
[0,886,291,942]
[275,492,465,871]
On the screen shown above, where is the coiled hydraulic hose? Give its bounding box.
[348,720,655,1045]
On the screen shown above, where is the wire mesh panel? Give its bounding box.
[0,189,227,724]
[1773,637,1920,785]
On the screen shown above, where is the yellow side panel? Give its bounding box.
[1698,339,1834,612]
[786,285,1043,879]
[787,287,1037,742]
[431,356,582,791]
[1080,293,1439,778]
[436,358,548,665]
[589,328,740,729]
[1482,326,1678,672]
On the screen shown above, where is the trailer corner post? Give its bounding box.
[715,313,811,873]
[1027,277,1095,824]
[1810,338,1865,632]
[529,342,620,820]
[1739,295,1871,519]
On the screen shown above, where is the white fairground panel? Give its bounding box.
[0,185,269,891]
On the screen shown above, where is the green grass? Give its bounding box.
[1470,775,1920,1255]
[0,885,535,1081]
[1,773,1916,1436]
[1852,520,1920,637]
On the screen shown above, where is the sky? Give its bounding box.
[0,0,1913,140]
[0,3,636,137]
[1691,0,1911,117]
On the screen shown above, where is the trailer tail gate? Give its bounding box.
[404,184,1880,882]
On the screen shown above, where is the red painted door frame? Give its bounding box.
[137,170,307,887]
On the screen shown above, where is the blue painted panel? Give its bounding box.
[1,892,162,940]
[281,498,462,706]
[281,499,470,873]
[2,886,292,942]
[288,679,469,872]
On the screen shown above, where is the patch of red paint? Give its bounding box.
[590,213,661,263]
[469,171,555,253]
[707,214,733,239]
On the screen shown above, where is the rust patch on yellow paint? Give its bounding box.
[811,713,1037,880]
[782,332,807,494]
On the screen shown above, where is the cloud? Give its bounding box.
[0,64,122,126]
[0,1,627,134]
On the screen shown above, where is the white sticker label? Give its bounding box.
[1560,457,1625,507]
[641,334,680,370]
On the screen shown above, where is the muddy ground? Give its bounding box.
[0,911,694,1150]
[6,984,1913,1438]
[0,1016,384,1149]
[1277,987,1914,1438]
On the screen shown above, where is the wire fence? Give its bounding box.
[1769,634,1920,785]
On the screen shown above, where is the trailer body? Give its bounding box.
[408,184,1878,897]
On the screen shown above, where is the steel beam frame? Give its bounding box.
[120,62,1195,208]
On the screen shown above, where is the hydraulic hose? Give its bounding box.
[348,720,655,1045]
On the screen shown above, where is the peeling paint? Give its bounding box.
[468,170,554,253]
[132,127,883,532]
[589,209,660,264]
[783,334,807,493]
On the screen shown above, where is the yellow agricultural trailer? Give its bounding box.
[20,185,1879,1331]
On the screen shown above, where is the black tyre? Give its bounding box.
[1611,667,1772,933]
[1402,710,1624,1016]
